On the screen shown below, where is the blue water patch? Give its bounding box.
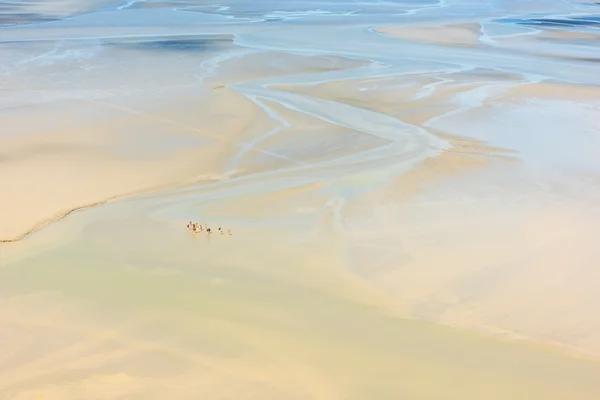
[103,35,233,52]
[495,15,600,28]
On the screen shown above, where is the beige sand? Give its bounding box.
[502,81,600,101]
[2,203,600,400]
[342,159,600,357]
[375,23,482,47]
[0,51,364,242]
[0,88,252,241]
[538,30,600,41]
[206,51,370,89]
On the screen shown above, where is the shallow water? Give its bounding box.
[2,0,600,398]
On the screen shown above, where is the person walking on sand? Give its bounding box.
[207,228,212,235]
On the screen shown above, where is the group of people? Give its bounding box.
[187,221,231,236]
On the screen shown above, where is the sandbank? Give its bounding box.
[375,23,483,47]
[2,195,600,399]
[0,48,367,242]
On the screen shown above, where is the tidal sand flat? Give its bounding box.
[2,0,600,398]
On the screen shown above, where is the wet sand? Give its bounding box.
[2,192,600,400]
[2,0,600,398]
